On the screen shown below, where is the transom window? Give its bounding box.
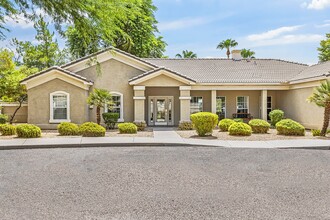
[237,96,249,113]
[190,96,203,114]
[50,91,70,123]
[216,96,226,119]
[106,92,124,122]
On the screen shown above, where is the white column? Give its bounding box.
[133,86,146,123]
[211,90,217,114]
[261,90,268,120]
[179,86,191,122]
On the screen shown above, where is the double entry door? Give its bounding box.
[148,96,174,126]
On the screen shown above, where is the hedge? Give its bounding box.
[0,114,8,124]
[218,119,235,132]
[118,123,137,134]
[228,122,252,136]
[102,112,119,129]
[57,122,80,136]
[190,112,218,136]
[248,119,270,134]
[79,122,106,137]
[269,109,284,126]
[0,124,16,136]
[16,124,41,138]
[178,121,194,130]
[276,119,305,136]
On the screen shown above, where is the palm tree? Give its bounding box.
[175,50,197,58]
[216,39,238,59]
[87,88,113,125]
[241,49,255,59]
[307,80,330,136]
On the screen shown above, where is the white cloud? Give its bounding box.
[302,0,330,10]
[247,25,303,41]
[315,20,330,28]
[248,34,324,47]
[5,14,34,29]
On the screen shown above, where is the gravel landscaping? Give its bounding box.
[176,128,328,141]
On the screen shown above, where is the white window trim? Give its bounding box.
[105,92,124,122]
[190,96,203,114]
[236,96,249,113]
[49,91,71,123]
[216,96,226,118]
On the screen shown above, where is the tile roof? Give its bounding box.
[20,66,93,83]
[143,58,308,83]
[290,61,330,82]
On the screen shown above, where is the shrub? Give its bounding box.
[233,118,244,123]
[57,122,80,136]
[118,123,137,134]
[218,119,235,132]
[311,129,321,136]
[276,119,305,136]
[0,124,16,136]
[178,121,194,130]
[228,122,252,136]
[248,119,270,134]
[16,124,41,138]
[190,112,218,136]
[102,113,119,129]
[269,109,284,126]
[134,121,147,131]
[79,122,106,137]
[0,114,8,124]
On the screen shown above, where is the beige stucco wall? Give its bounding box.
[276,87,323,129]
[1,106,28,123]
[27,78,89,129]
[145,87,180,125]
[191,90,212,112]
[77,59,144,123]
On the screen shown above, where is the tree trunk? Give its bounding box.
[96,106,101,125]
[9,100,23,124]
[226,49,230,59]
[321,103,330,136]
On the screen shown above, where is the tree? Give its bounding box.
[65,0,166,59]
[241,49,255,59]
[216,39,238,59]
[0,49,38,124]
[175,50,197,58]
[307,80,330,136]
[12,15,67,70]
[87,89,113,125]
[318,33,330,62]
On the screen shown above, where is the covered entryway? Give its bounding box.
[148,96,174,126]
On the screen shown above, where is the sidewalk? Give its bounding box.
[1,128,330,150]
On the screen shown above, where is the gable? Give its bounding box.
[141,74,187,86]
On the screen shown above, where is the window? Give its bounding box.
[50,91,70,123]
[190,97,203,114]
[216,96,226,119]
[237,96,249,113]
[267,96,272,120]
[106,92,124,122]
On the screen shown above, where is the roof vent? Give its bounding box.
[232,50,242,61]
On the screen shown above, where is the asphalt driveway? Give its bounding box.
[1,147,330,219]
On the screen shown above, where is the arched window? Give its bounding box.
[50,91,70,123]
[105,92,124,122]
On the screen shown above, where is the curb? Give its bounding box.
[279,146,330,150]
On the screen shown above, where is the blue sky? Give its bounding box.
[1,0,330,64]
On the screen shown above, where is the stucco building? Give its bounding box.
[11,47,330,129]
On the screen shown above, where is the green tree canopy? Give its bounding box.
[216,39,238,59]
[175,50,197,58]
[241,49,255,59]
[318,33,330,62]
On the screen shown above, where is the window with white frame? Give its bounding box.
[50,91,70,122]
[190,96,203,114]
[216,96,226,118]
[106,92,124,122]
[237,96,249,113]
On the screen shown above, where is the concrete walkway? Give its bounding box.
[0,128,330,150]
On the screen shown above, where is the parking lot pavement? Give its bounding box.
[1,147,330,220]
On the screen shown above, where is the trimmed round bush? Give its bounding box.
[276,119,305,136]
[118,123,137,134]
[218,119,235,132]
[79,122,106,137]
[248,119,270,134]
[233,118,244,123]
[311,129,321,136]
[0,114,8,124]
[0,124,16,136]
[102,112,119,130]
[228,122,252,136]
[178,121,194,130]
[134,121,147,131]
[190,112,218,136]
[57,122,80,136]
[269,109,284,126]
[16,124,41,138]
